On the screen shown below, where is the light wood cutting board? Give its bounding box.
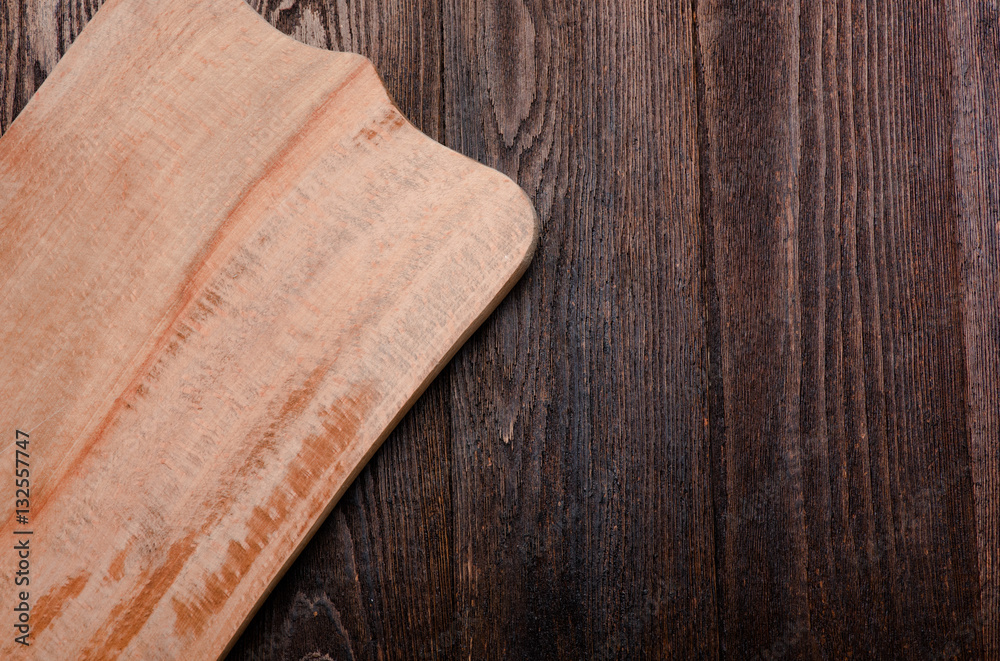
[0,0,537,657]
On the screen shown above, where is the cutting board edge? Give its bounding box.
[215,198,538,661]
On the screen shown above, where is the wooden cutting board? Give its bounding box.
[0,0,537,657]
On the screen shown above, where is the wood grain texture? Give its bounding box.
[443,0,717,659]
[4,0,999,659]
[699,1,983,657]
[0,0,536,657]
[949,2,1000,657]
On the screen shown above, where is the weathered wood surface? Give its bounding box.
[3,0,998,658]
[0,0,536,658]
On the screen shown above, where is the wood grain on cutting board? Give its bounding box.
[0,0,537,657]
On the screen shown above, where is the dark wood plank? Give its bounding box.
[948,3,1000,659]
[695,2,813,655]
[443,0,717,658]
[828,2,983,654]
[697,0,986,657]
[0,0,18,128]
[1,0,58,132]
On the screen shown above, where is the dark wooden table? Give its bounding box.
[3,0,998,658]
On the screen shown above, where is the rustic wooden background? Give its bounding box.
[2,0,998,658]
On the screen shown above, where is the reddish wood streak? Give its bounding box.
[170,383,379,640]
[108,545,130,583]
[31,571,90,637]
[82,531,200,657]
